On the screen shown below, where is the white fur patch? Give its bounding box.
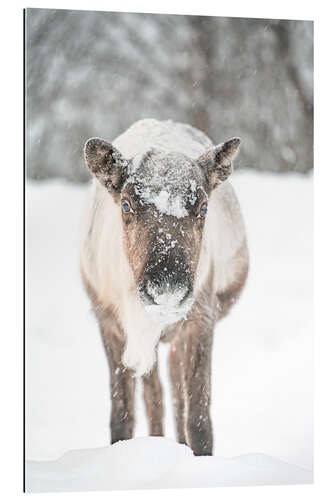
[121,296,163,377]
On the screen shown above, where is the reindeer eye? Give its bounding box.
[121,199,132,213]
[199,203,208,218]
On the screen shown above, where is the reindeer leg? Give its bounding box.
[142,360,164,436]
[84,274,137,445]
[169,337,187,445]
[183,325,214,456]
[101,329,136,444]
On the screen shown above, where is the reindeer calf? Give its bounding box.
[80,119,248,455]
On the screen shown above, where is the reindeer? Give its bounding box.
[80,119,248,456]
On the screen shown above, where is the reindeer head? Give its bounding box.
[84,137,240,325]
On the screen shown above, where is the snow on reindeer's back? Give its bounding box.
[113,119,213,160]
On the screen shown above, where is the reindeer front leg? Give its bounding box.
[110,361,136,444]
[169,336,187,445]
[142,360,164,436]
[101,329,136,444]
[183,325,214,456]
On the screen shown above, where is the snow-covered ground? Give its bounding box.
[25,170,313,491]
[26,437,311,492]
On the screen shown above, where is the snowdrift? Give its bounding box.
[26,437,312,492]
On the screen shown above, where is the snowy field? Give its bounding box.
[26,437,311,492]
[25,170,313,491]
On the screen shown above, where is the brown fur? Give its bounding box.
[119,164,206,292]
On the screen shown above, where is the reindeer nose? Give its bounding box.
[140,279,191,307]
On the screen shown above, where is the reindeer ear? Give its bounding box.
[198,138,241,189]
[84,137,129,194]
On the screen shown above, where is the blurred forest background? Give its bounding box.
[25,9,313,182]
